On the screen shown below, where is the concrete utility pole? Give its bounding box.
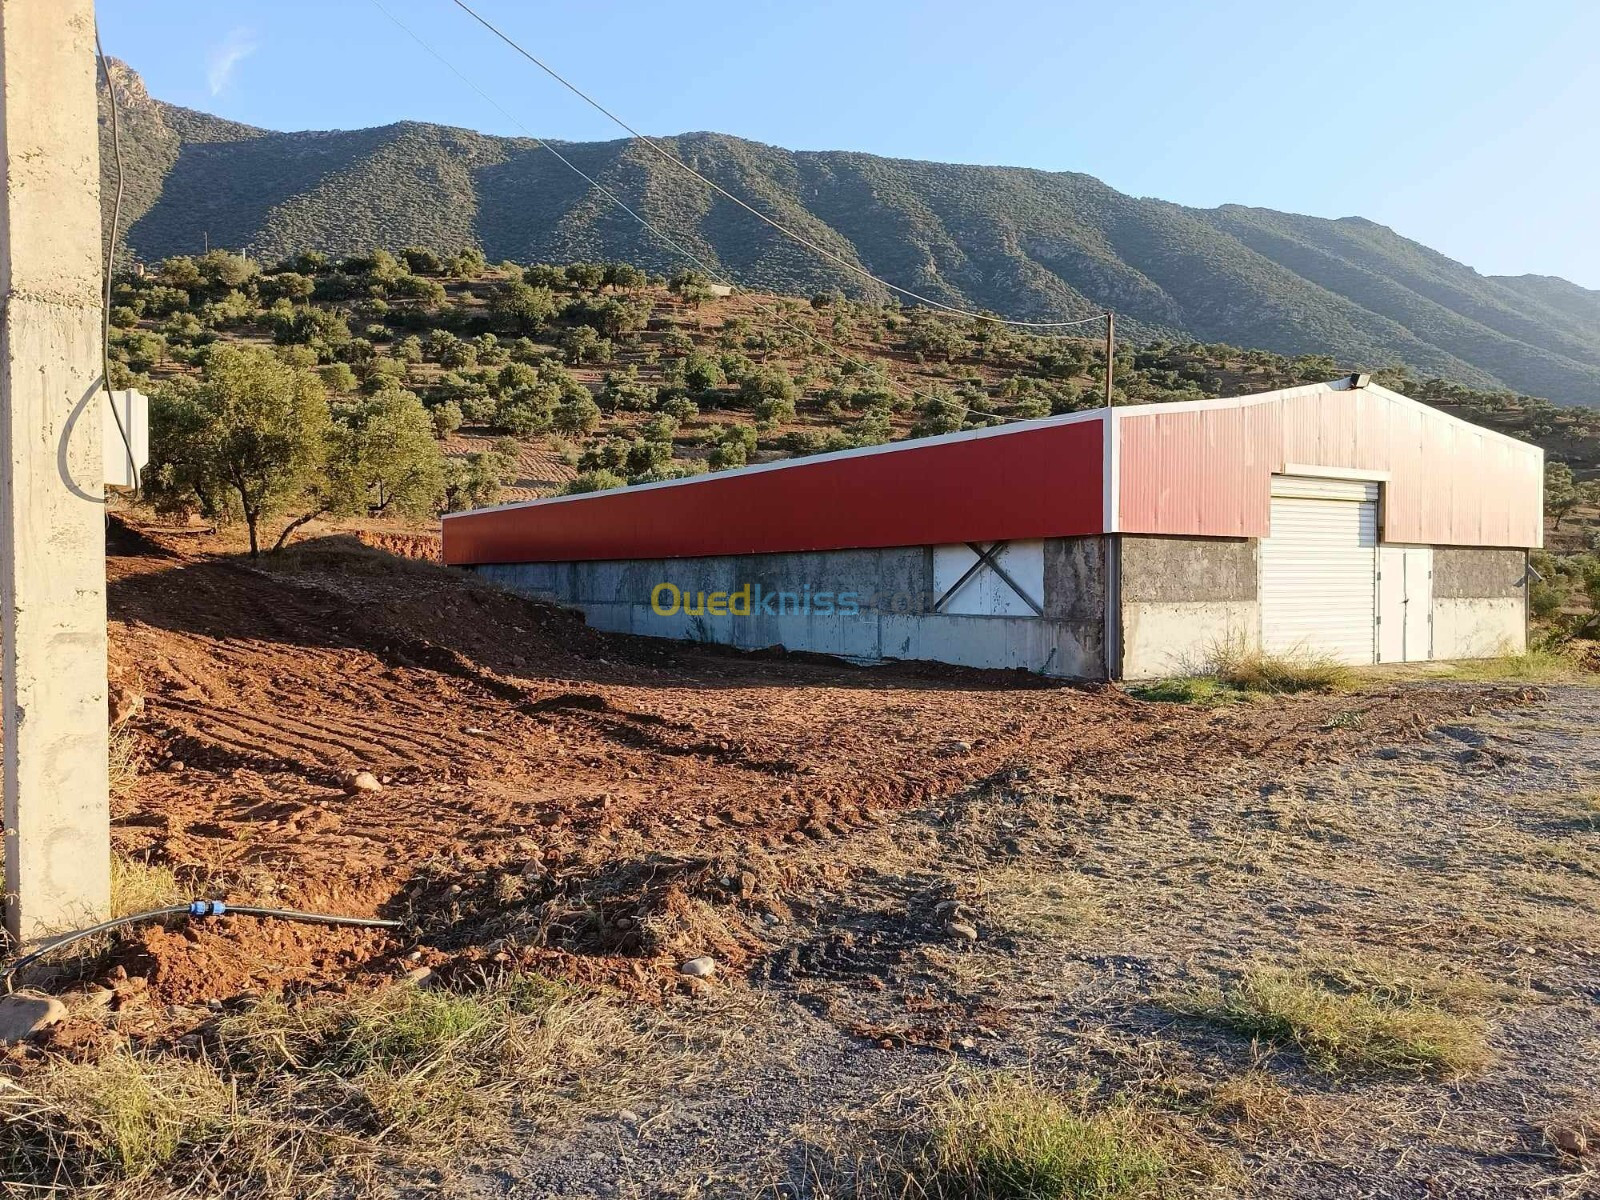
[0,0,110,942]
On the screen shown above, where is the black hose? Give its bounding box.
[1,901,405,992]
[218,905,406,929]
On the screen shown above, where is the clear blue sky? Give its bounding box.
[100,0,1600,288]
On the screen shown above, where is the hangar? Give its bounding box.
[443,376,1543,679]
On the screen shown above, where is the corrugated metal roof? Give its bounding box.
[442,379,1544,565]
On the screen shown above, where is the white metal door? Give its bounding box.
[1260,479,1379,664]
[1378,546,1433,663]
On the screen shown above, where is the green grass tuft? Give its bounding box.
[1171,964,1490,1077]
[930,1077,1197,1200]
[1128,676,1242,707]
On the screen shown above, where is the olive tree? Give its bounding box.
[147,346,332,557]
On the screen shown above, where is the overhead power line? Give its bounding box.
[372,0,1051,425]
[447,0,1110,334]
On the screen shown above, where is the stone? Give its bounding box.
[401,966,437,988]
[108,682,144,727]
[678,956,716,978]
[346,771,383,794]
[947,921,979,942]
[0,993,67,1044]
[1551,1123,1595,1156]
[164,759,186,773]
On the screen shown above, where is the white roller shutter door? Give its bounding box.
[1260,478,1379,664]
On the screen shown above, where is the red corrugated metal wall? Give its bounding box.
[444,417,1107,565]
[1116,386,1543,547]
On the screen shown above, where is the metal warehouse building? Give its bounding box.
[443,376,1543,680]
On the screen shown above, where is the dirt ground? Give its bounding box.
[17,516,1597,1198]
[460,685,1600,1200]
[98,517,1513,1002]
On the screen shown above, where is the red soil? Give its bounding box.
[98,516,1513,1006]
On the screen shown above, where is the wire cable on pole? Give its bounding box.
[371,1,1051,426]
[94,29,141,495]
[449,0,1108,334]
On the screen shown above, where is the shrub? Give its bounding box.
[492,384,558,436]
[564,262,606,291]
[564,468,627,494]
[443,451,513,511]
[318,363,359,394]
[755,394,797,427]
[401,246,443,275]
[553,392,602,435]
[602,262,647,290]
[524,263,567,289]
[561,326,611,365]
[430,400,463,438]
[911,390,968,437]
[737,365,798,407]
[487,281,558,334]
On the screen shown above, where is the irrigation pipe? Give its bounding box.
[1,900,405,993]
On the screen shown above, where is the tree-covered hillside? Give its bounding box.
[108,241,1600,627]
[98,61,1600,407]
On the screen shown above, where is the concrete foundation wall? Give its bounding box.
[477,538,1110,678]
[1434,598,1525,658]
[477,535,1528,681]
[1432,548,1527,599]
[1431,547,1527,657]
[1117,535,1260,679]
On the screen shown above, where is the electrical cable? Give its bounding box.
[371,0,1048,427]
[370,0,937,413]
[448,0,1111,333]
[1,900,406,993]
[94,28,141,496]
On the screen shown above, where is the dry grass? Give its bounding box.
[109,722,139,798]
[1169,960,1492,1078]
[1134,639,1355,705]
[0,1052,241,1190]
[1564,791,1600,832]
[1204,642,1356,695]
[1441,647,1584,683]
[975,866,1102,939]
[0,972,694,1199]
[110,855,186,917]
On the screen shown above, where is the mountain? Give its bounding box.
[98,61,1600,405]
